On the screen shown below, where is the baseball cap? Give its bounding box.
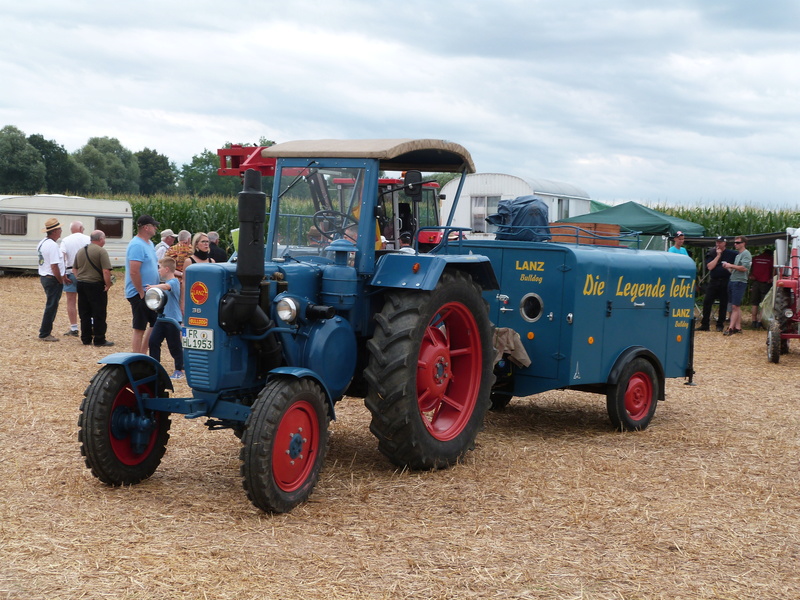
[137,214,160,227]
[675,231,684,237]
[716,235,726,242]
[160,228,176,239]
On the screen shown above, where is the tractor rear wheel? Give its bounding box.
[365,270,494,469]
[78,364,171,485]
[767,320,782,363]
[240,378,329,513]
[606,357,659,431]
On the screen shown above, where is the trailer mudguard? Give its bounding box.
[371,252,499,291]
[267,367,337,418]
[607,346,665,400]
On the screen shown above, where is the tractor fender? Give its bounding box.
[267,367,336,419]
[606,347,665,400]
[371,253,499,291]
[97,352,174,394]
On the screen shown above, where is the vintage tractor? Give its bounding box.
[79,139,696,513]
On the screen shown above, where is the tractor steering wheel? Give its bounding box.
[312,210,359,241]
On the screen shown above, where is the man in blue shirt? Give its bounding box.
[125,215,160,353]
[668,231,688,256]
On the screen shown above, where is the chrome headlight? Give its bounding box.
[784,308,794,319]
[276,297,299,324]
[144,287,166,311]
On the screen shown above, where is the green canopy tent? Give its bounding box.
[557,201,705,249]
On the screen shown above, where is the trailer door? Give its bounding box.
[495,246,567,380]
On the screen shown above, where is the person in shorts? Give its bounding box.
[723,236,751,336]
[59,221,90,336]
[125,215,160,353]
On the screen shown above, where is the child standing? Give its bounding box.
[146,257,185,379]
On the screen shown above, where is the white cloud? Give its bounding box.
[1,1,800,204]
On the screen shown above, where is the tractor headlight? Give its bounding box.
[276,297,299,324]
[784,308,794,319]
[145,287,166,311]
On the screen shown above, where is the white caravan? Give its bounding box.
[0,194,133,272]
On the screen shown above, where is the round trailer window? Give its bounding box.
[520,293,544,323]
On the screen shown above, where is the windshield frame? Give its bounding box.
[266,157,379,266]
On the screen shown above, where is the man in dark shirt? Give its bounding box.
[207,231,228,263]
[698,236,739,331]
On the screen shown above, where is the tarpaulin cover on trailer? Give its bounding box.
[486,195,551,242]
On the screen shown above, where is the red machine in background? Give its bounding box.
[768,231,800,363]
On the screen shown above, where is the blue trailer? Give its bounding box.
[78,139,695,513]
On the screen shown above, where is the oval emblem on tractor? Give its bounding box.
[190,281,209,305]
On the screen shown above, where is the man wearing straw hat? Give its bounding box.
[37,218,69,341]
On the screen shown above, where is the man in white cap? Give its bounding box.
[155,228,176,260]
[668,231,688,256]
[37,218,69,341]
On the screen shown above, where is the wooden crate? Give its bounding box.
[592,223,621,246]
[549,223,620,245]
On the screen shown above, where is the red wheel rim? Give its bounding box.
[109,383,159,466]
[416,302,482,441]
[624,372,653,422]
[272,400,319,492]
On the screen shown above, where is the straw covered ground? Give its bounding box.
[1,274,798,599]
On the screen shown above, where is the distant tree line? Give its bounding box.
[0,125,275,197]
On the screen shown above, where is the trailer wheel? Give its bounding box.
[365,270,494,469]
[78,364,171,485]
[767,320,782,363]
[240,378,329,513]
[606,358,659,431]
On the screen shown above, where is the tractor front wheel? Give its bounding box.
[365,270,494,469]
[606,358,659,431]
[78,364,171,485]
[240,378,329,513]
[767,320,782,363]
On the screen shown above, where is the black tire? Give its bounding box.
[364,270,494,469]
[240,378,329,513]
[606,357,659,431]
[78,364,171,485]
[775,289,793,354]
[767,320,781,363]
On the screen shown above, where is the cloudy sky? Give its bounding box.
[3,0,799,206]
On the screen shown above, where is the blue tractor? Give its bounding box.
[78,139,696,513]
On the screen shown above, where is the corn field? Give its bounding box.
[651,202,800,239]
[118,194,240,254]
[114,193,800,259]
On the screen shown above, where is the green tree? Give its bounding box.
[181,149,240,196]
[136,147,176,195]
[0,125,47,193]
[27,133,91,194]
[73,136,140,194]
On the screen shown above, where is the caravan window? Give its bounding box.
[470,196,501,233]
[97,218,123,239]
[0,213,27,235]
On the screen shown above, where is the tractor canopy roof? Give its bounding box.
[261,139,476,174]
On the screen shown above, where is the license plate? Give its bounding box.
[182,327,214,351]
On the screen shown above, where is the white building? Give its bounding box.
[440,173,592,236]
